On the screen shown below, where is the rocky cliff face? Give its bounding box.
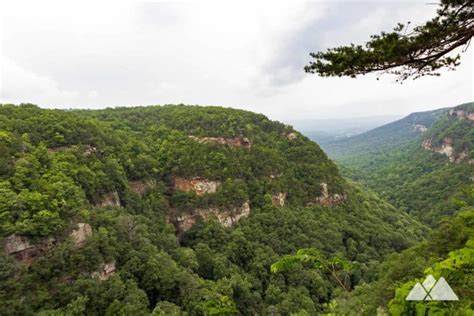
[4,235,56,263]
[69,223,93,247]
[189,135,252,148]
[4,222,93,263]
[174,177,221,196]
[315,183,346,206]
[169,201,250,232]
[449,109,474,121]
[98,191,121,207]
[422,137,468,163]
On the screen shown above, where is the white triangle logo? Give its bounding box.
[406,283,427,300]
[430,277,459,301]
[406,275,458,301]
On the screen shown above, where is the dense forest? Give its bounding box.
[2,0,472,314]
[0,103,472,315]
[320,107,447,161]
[334,194,473,315]
[319,102,474,314]
[324,102,474,224]
[0,104,426,315]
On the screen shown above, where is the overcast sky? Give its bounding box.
[1,0,472,121]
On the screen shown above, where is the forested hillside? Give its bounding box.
[333,186,474,315]
[0,104,426,315]
[289,101,474,315]
[326,102,473,224]
[320,107,447,161]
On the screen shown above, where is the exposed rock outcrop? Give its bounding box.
[69,223,92,247]
[287,132,298,141]
[272,192,287,207]
[47,145,99,156]
[4,235,55,263]
[449,109,474,121]
[422,137,468,163]
[129,180,157,195]
[421,138,433,150]
[84,145,99,156]
[189,136,252,148]
[315,183,346,206]
[412,124,427,132]
[4,235,33,256]
[269,173,283,179]
[98,191,121,207]
[174,177,221,196]
[92,261,116,281]
[169,202,250,232]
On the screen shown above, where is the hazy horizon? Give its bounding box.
[1,0,473,121]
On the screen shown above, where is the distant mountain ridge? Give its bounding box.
[328,102,473,224]
[290,115,402,144]
[320,107,449,160]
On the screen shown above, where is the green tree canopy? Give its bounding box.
[305,0,473,81]
[271,248,352,292]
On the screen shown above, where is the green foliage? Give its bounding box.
[305,0,473,81]
[325,103,473,224]
[320,107,446,160]
[37,296,89,316]
[389,231,474,315]
[272,248,352,292]
[333,187,474,315]
[0,103,427,315]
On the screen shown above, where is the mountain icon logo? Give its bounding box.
[406,275,458,301]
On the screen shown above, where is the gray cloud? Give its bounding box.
[1,1,471,120]
[258,1,438,87]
